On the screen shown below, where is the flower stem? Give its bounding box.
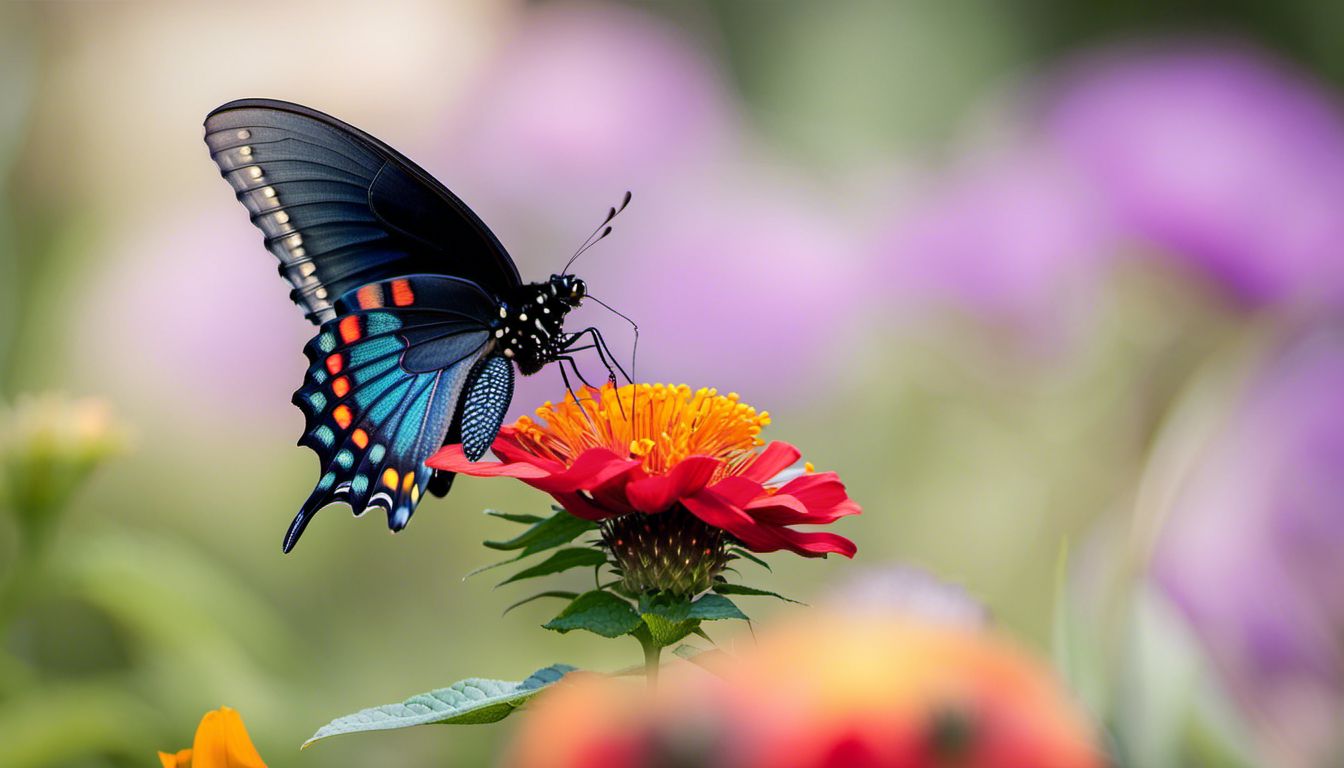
[641,635,662,691]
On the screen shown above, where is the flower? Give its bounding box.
[1043,42,1344,308]
[505,613,1103,768]
[1,394,128,537]
[1154,324,1344,766]
[446,2,733,209]
[158,706,266,768]
[872,148,1116,332]
[429,383,858,595]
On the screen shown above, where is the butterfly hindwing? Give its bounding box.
[284,274,500,552]
[204,99,521,324]
[461,356,515,461]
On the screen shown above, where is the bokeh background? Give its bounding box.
[3,1,1344,766]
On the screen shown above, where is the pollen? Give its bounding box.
[512,383,771,478]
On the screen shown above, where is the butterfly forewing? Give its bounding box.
[204,99,520,324]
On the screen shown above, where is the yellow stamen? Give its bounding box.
[511,384,770,477]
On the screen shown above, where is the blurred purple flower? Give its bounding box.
[825,564,988,628]
[74,208,308,426]
[447,2,734,212]
[1155,325,1344,765]
[1045,43,1344,308]
[587,177,862,401]
[873,149,1116,330]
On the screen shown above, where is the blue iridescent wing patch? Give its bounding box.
[285,274,500,552]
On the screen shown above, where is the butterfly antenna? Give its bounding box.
[562,191,632,276]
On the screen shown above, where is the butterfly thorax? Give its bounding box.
[495,274,586,375]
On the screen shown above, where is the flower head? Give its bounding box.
[158,706,266,768]
[505,614,1102,768]
[1,394,128,538]
[1155,325,1344,765]
[429,383,858,595]
[1044,42,1344,308]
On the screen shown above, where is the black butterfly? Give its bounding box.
[203,99,628,552]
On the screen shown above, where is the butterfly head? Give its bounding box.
[551,274,587,306]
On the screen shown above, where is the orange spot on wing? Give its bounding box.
[391,279,415,307]
[326,354,343,375]
[382,467,399,489]
[339,315,362,344]
[402,472,415,493]
[356,284,383,309]
[332,405,353,429]
[331,376,350,398]
[351,428,369,448]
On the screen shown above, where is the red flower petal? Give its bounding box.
[426,444,553,479]
[681,490,783,553]
[745,475,862,526]
[736,441,802,483]
[623,456,721,514]
[550,492,621,522]
[520,448,637,493]
[770,529,858,558]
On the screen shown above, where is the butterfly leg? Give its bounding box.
[563,327,633,385]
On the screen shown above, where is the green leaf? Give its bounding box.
[642,592,749,623]
[484,508,597,556]
[485,509,547,525]
[729,547,772,571]
[688,593,749,620]
[498,548,607,586]
[544,591,641,638]
[303,664,575,747]
[503,590,579,616]
[712,583,804,604]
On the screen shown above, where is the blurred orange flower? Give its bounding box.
[158,706,266,768]
[506,614,1101,768]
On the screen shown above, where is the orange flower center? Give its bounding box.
[512,383,770,476]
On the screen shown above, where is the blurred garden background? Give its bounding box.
[3,1,1344,765]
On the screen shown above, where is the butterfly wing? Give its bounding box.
[203,99,521,324]
[285,274,505,552]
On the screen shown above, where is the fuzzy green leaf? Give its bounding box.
[303,664,575,747]
[498,548,607,586]
[484,508,597,556]
[642,592,749,623]
[544,591,642,638]
[712,584,804,604]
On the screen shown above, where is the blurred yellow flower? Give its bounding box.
[0,393,129,532]
[158,707,266,768]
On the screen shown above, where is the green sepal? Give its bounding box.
[712,583,804,604]
[640,613,698,647]
[729,547,772,571]
[484,506,597,556]
[484,509,547,525]
[544,591,642,638]
[302,664,574,747]
[502,590,579,616]
[497,547,607,586]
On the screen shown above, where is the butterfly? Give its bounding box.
[203,99,629,552]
